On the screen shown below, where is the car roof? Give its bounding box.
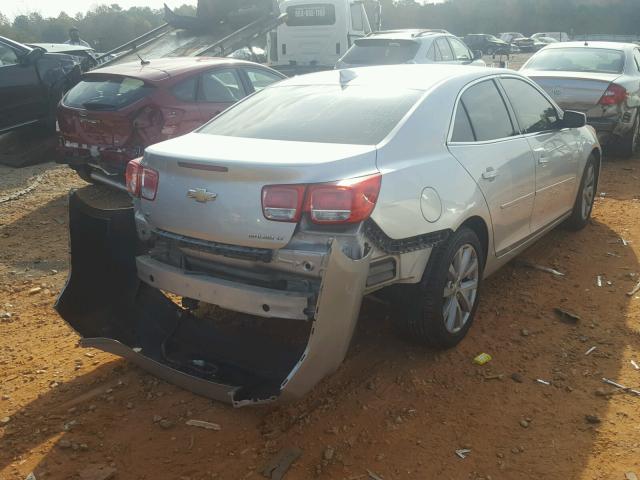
[364,29,450,41]
[278,64,510,92]
[541,41,635,51]
[85,57,273,82]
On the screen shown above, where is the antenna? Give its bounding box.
[137,54,150,66]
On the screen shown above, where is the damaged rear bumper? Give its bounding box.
[56,190,371,406]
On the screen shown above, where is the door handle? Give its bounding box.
[481,167,499,180]
[533,148,549,165]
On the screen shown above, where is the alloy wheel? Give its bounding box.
[581,164,596,220]
[442,244,479,334]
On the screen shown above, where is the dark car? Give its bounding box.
[0,36,81,135]
[499,32,536,52]
[57,57,285,186]
[463,34,511,55]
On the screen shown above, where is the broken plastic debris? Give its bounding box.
[585,346,597,356]
[455,449,471,459]
[627,280,640,297]
[186,419,221,431]
[554,308,581,324]
[367,470,384,480]
[536,379,551,386]
[261,447,302,480]
[631,360,639,371]
[473,353,492,365]
[515,260,564,277]
[596,276,603,287]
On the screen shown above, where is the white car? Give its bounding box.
[58,65,601,406]
[336,29,485,68]
[532,32,570,42]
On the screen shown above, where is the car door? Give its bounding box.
[197,68,246,122]
[0,42,44,130]
[238,67,284,94]
[168,75,208,136]
[448,79,536,256]
[499,76,579,232]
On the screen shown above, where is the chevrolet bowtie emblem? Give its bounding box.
[187,188,217,203]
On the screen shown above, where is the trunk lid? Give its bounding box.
[140,133,379,249]
[522,70,621,113]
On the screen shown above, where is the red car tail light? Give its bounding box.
[141,167,159,201]
[262,185,306,222]
[306,174,382,224]
[261,174,382,225]
[598,83,627,106]
[126,157,158,200]
[126,158,143,197]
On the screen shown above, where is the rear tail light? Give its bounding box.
[261,174,381,225]
[126,157,159,201]
[598,83,627,106]
[262,185,305,222]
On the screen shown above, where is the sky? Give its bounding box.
[7,0,198,19]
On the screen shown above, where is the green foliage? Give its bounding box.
[0,3,196,51]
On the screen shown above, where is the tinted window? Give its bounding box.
[451,103,475,142]
[171,76,197,102]
[460,80,515,141]
[200,69,243,103]
[435,38,454,61]
[342,39,419,65]
[524,48,625,74]
[64,76,153,110]
[244,68,283,93]
[501,78,560,134]
[199,85,421,145]
[0,44,18,66]
[286,4,336,26]
[449,38,472,61]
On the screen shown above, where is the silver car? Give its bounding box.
[335,30,485,69]
[58,65,601,406]
[521,41,640,157]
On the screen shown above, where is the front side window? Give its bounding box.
[244,68,283,93]
[286,4,336,26]
[457,80,515,141]
[524,47,625,74]
[199,85,422,145]
[199,69,244,103]
[449,38,472,61]
[0,44,19,67]
[500,78,560,134]
[435,38,454,61]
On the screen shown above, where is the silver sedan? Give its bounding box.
[58,65,602,405]
[521,41,640,157]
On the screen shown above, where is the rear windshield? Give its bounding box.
[341,39,420,65]
[286,4,336,26]
[524,48,625,74]
[63,76,153,110]
[199,84,422,145]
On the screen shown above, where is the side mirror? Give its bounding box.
[20,47,44,66]
[561,110,587,129]
[473,50,483,60]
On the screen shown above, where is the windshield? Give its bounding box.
[341,39,420,65]
[524,48,625,74]
[64,76,153,110]
[199,84,422,145]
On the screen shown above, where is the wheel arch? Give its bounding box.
[458,215,489,267]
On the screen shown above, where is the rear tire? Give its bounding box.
[565,154,597,231]
[615,111,639,159]
[393,227,484,348]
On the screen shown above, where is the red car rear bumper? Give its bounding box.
[57,138,143,176]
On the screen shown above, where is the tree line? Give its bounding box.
[1,0,638,53]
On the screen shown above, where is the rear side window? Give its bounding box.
[199,85,421,145]
[500,78,560,134]
[342,39,420,65]
[171,76,197,102]
[435,38,454,61]
[458,80,515,141]
[199,69,244,103]
[64,76,153,110]
[451,103,475,142]
[449,38,472,61]
[0,43,18,66]
[286,4,336,26]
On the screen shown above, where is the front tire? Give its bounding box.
[394,227,484,348]
[565,154,597,231]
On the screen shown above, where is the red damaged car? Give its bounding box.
[57,57,285,186]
